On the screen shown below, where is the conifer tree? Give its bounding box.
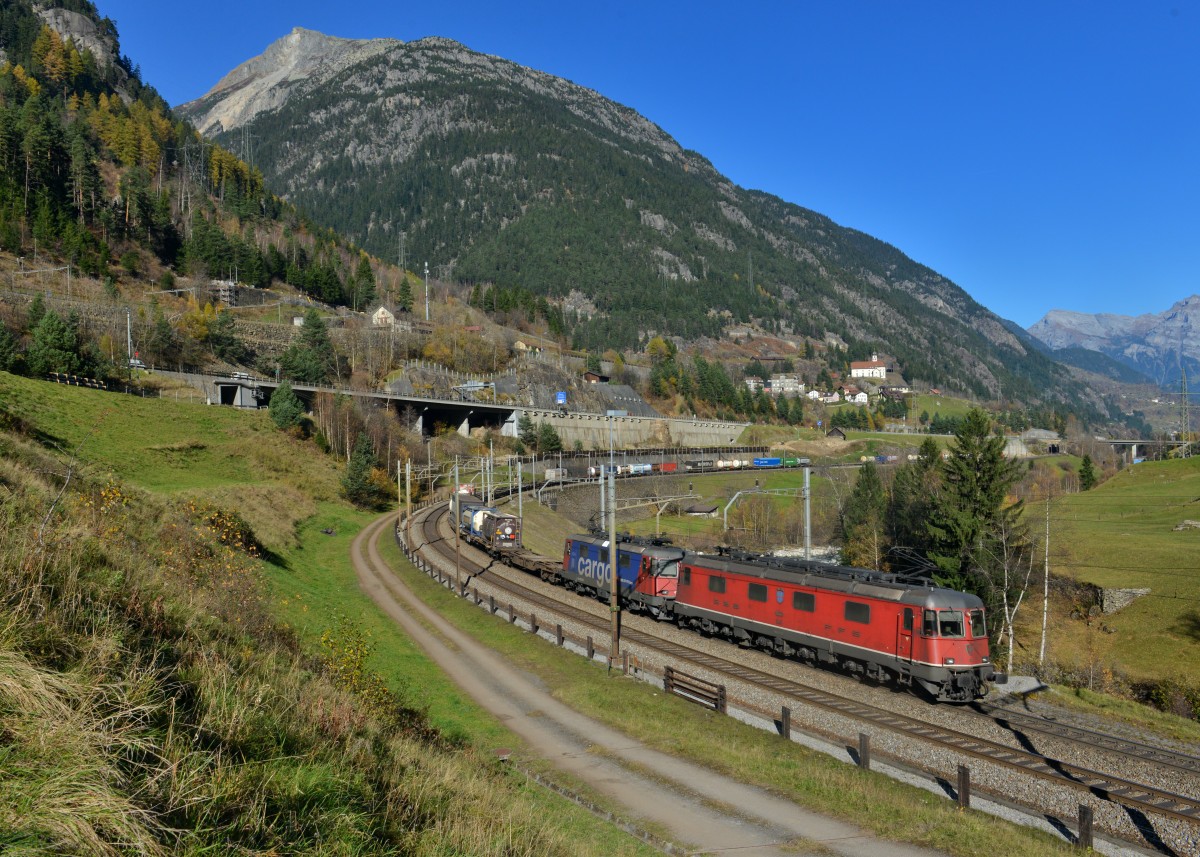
[1079,454,1097,491]
[536,421,562,453]
[269,380,304,430]
[342,433,379,507]
[396,275,414,312]
[926,408,1029,607]
[841,461,888,568]
[26,309,80,376]
[279,308,336,384]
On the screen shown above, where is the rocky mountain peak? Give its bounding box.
[1028,296,1200,388]
[182,27,398,134]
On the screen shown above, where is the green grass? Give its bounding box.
[1041,685,1200,744]
[911,392,977,422]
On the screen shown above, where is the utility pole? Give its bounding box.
[608,465,619,667]
[1040,496,1050,664]
[424,261,430,322]
[803,461,812,561]
[404,459,413,546]
[1181,365,1192,457]
[453,457,461,595]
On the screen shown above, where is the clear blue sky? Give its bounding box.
[95,1,1199,328]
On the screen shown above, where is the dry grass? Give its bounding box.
[0,375,658,855]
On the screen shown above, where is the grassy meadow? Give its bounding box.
[1018,455,1200,687]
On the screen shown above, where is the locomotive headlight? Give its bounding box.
[981,657,989,663]
[943,657,956,665]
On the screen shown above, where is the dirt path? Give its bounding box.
[353,512,948,857]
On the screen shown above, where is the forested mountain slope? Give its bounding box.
[180,28,1093,410]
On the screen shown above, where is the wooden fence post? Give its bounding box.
[1077,806,1093,850]
[957,765,970,809]
[858,733,871,770]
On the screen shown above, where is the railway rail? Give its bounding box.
[405,501,1200,850]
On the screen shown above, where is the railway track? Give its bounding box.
[976,698,1200,779]
[407,502,1200,844]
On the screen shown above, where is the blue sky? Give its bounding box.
[95,1,1199,328]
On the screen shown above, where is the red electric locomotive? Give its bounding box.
[672,551,1004,702]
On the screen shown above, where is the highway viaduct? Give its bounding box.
[163,371,749,449]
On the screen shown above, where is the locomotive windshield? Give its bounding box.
[656,560,680,578]
[969,608,986,638]
[937,611,965,638]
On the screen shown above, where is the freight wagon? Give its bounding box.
[561,535,686,618]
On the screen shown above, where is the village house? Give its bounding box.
[744,376,764,393]
[767,374,805,396]
[371,304,400,327]
[842,386,869,405]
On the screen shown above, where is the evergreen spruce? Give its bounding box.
[536,422,563,453]
[26,309,80,376]
[269,380,304,431]
[279,309,337,384]
[926,409,1029,621]
[517,412,537,448]
[342,433,380,507]
[1079,454,1097,491]
[841,462,888,568]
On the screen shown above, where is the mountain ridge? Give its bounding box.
[177,28,1107,416]
[1028,296,1200,389]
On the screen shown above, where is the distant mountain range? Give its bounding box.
[1027,296,1200,391]
[178,28,1099,413]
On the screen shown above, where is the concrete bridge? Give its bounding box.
[1104,438,1188,464]
[163,371,748,449]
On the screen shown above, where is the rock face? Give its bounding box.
[178,29,1091,409]
[184,29,395,135]
[36,6,120,71]
[1028,296,1200,389]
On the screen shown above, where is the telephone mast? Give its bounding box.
[1181,365,1192,457]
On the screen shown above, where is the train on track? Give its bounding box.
[582,456,811,478]
[450,498,1004,702]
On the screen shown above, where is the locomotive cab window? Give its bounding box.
[844,601,870,624]
[969,609,986,638]
[938,611,965,638]
[923,610,937,636]
[793,591,815,612]
[657,560,680,579]
[903,608,914,632]
[680,567,691,585]
[708,575,726,594]
[748,583,768,602]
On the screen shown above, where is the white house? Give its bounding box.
[371,305,398,327]
[849,353,888,380]
[744,377,764,393]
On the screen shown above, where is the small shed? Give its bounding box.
[826,427,847,440]
[684,503,719,518]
